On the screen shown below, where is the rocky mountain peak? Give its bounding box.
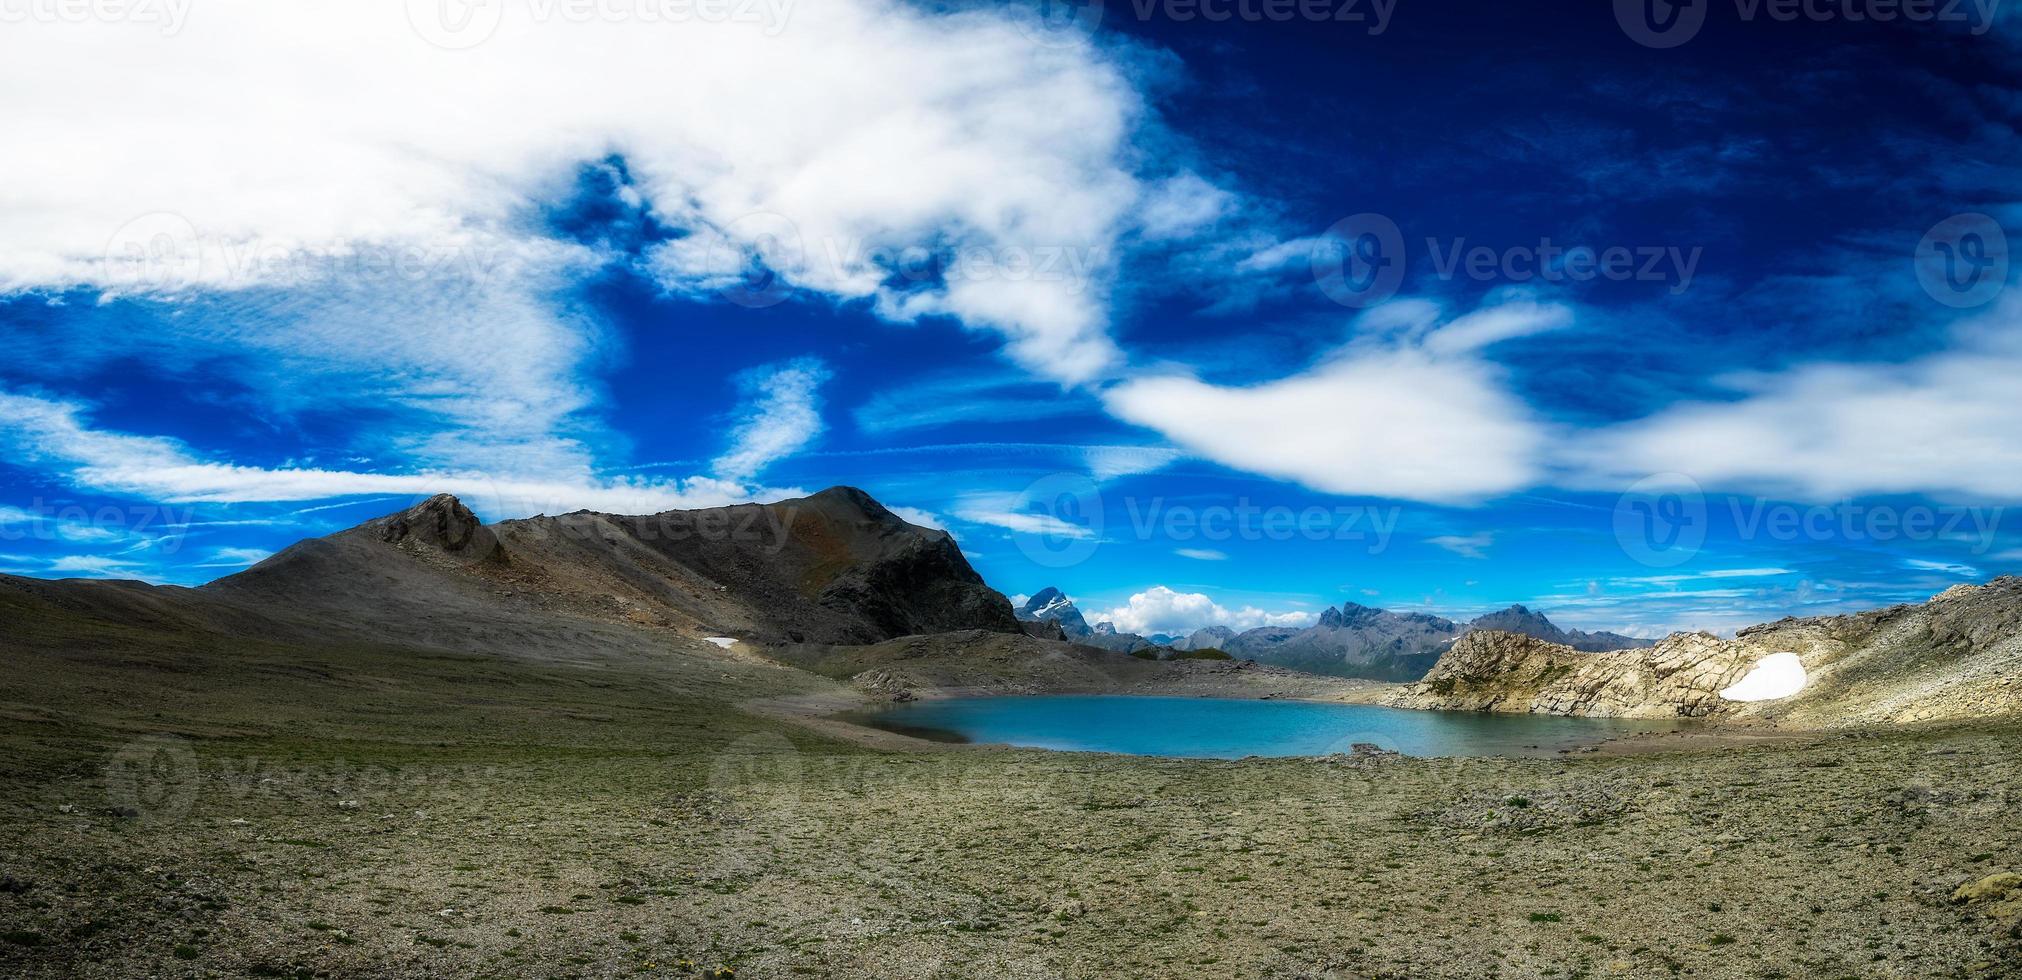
[1017,587,1091,634]
[213,487,1019,646]
[371,494,498,557]
[805,485,893,520]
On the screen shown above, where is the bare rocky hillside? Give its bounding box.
[205,487,1020,647]
[1387,577,2022,727]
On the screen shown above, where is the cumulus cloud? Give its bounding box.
[1094,585,1314,635]
[1102,299,1567,502]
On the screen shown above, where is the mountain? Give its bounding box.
[1386,577,2022,726]
[1013,589,1156,652]
[201,487,1021,648]
[1012,589,1655,679]
[1173,625,1236,651]
[1219,603,1462,680]
[1468,604,1651,652]
[1015,587,1090,633]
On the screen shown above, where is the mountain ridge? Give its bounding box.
[1017,587,1655,679]
[201,487,1022,648]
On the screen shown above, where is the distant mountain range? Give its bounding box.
[1015,588,1654,680]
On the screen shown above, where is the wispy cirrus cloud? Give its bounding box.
[852,371,1094,436]
[1426,532,1494,560]
[711,358,832,481]
[0,387,777,518]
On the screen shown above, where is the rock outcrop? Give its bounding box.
[1388,577,2022,725]
[1384,630,1759,718]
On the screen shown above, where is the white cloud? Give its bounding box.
[1175,548,1228,560]
[1904,558,1981,577]
[1567,303,2022,499]
[45,555,140,575]
[1080,445,1185,481]
[0,0,1203,390]
[852,372,1092,435]
[0,388,782,518]
[1095,585,1315,636]
[1137,172,1235,240]
[711,358,832,481]
[1426,532,1493,559]
[886,505,946,530]
[952,506,1097,539]
[1609,568,1795,587]
[192,547,275,569]
[1102,299,1566,502]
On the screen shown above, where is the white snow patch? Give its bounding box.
[704,637,738,650]
[1719,652,1807,702]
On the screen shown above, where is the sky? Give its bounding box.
[1,0,2019,638]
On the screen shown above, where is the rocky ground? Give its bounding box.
[6,500,2022,978]
[6,631,2022,979]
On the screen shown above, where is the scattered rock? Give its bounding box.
[1952,871,2022,922]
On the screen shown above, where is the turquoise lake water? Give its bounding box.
[844,695,1680,758]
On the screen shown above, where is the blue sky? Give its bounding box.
[1,0,2019,637]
